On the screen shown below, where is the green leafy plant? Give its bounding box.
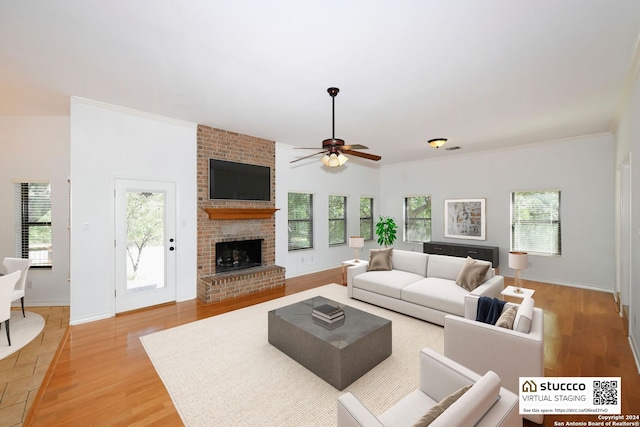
[375,216,398,247]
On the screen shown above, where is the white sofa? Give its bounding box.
[444,294,544,424]
[347,249,504,326]
[337,348,521,427]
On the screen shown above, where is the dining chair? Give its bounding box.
[0,271,22,346]
[3,257,32,317]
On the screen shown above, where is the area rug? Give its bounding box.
[0,311,45,360]
[140,284,444,427]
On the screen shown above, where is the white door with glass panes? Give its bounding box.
[114,179,177,313]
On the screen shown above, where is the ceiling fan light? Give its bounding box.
[337,153,348,165]
[321,152,348,167]
[428,138,448,148]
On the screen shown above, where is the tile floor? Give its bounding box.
[0,307,69,427]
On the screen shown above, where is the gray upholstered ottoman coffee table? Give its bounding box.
[268,296,392,390]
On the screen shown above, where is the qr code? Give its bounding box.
[593,380,618,405]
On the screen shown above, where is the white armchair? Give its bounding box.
[1,271,22,346]
[3,257,31,317]
[337,348,521,427]
[444,294,544,424]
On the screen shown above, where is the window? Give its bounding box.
[15,182,52,267]
[288,192,313,251]
[328,195,347,246]
[405,196,431,242]
[359,197,374,240]
[511,190,561,255]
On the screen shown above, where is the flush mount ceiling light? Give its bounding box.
[428,138,448,148]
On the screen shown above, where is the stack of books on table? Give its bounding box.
[312,304,345,326]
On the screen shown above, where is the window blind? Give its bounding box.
[404,196,431,242]
[328,195,347,246]
[288,192,313,251]
[359,197,374,241]
[15,182,52,267]
[511,190,561,255]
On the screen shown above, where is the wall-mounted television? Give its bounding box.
[209,159,271,201]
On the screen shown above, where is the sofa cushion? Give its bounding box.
[513,296,534,333]
[455,257,491,291]
[367,248,393,271]
[426,255,465,280]
[378,389,438,427]
[392,250,429,276]
[496,306,517,329]
[353,270,424,299]
[412,385,471,426]
[402,278,468,317]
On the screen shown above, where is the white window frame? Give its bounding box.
[510,190,561,256]
[288,192,314,251]
[404,195,431,243]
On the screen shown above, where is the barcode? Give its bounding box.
[593,380,618,405]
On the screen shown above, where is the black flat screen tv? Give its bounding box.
[209,159,271,201]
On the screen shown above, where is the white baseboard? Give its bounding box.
[70,312,112,325]
[17,301,70,307]
[629,334,640,374]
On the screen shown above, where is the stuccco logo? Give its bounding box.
[523,380,587,392]
[522,380,537,393]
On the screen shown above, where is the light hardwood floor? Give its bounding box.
[0,307,69,427]
[7,269,640,426]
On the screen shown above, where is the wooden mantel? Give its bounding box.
[203,207,279,220]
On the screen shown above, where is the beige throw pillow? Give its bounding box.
[367,248,393,271]
[496,306,517,329]
[455,257,491,291]
[412,385,472,427]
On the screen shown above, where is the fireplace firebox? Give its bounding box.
[215,239,263,273]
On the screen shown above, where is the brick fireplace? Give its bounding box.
[197,125,285,304]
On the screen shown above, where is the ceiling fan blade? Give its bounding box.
[341,144,369,150]
[290,151,326,163]
[342,149,382,161]
[296,147,325,149]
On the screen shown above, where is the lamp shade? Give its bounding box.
[428,138,448,148]
[509,251,528,270]
[321,152,348,167]
[349,236,364,249]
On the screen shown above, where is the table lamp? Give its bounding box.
[509,251,528,293]
[349,236,365,262]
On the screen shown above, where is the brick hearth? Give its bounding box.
[196,125,285,304]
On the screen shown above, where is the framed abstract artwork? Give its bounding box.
[444,198,486,240]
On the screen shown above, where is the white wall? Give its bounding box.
[0,116,70,305]
[275,144,381,277]
[614,65,640,365]
[379,134,615,292]
[69,98,197,324]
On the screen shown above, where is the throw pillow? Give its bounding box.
[513,296,535,333]
[367,248,393,271]
[412,385,472,427]
[496,306,518,329]
[455,257,491,291]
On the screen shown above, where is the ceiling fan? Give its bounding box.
[291,87,382,167]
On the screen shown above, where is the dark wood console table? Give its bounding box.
[423,241,500,268]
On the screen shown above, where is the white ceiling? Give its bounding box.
[1,1,639,165]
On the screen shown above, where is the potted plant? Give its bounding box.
[375,216,398,247]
